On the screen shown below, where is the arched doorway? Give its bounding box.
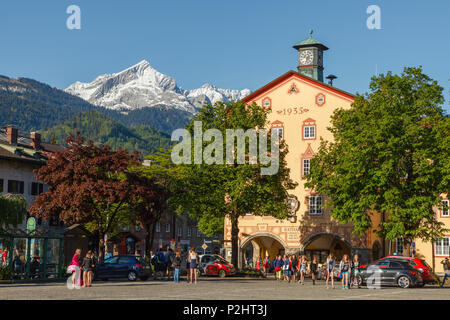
[372,240,381,261]
[240,233,287,268]
[301,233,352,263]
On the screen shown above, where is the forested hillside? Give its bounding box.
[42,111,172,156]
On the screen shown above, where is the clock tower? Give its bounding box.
[293,30,329,82]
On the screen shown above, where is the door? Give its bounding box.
[387,261,405,285]
[118,256,134,277]
[375,260,390,285]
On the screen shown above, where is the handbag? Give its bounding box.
[274,266,281,272]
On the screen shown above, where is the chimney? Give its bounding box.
[6,125,18,145]
[30,132,41,150]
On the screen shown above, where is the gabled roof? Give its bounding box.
[242,70,355,103]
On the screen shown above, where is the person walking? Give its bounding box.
[281,254,291,282]
[326,254,335,289]
[150,251,159,279]
[340,254,351,290]
[263,255,270,278]
[82,250,94,287]
[291,255,298,283]
[350,254,361,288]
[274,255,283,281]
[310,256,318,285]
[298,256,307,285]
[185,252,191,283]
[440,256,450,287]
[188,248,199,284]
[255,255,262,275]
[173,251,182,283]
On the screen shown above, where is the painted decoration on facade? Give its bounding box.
[276,107,309,116]
[315,93,326,106]
[287,83,299,95]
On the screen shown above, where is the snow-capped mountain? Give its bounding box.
[65,60,250,114]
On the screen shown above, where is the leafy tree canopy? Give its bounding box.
[305,67,449,252]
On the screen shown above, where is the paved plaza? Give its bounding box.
[1,277,449,300]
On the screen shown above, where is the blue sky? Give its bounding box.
[0,0,449,112]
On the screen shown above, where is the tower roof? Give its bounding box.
[293,29,329,51]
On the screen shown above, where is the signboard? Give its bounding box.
[27,217,36,233]
[204,240,212,244]
[201,244,208,250]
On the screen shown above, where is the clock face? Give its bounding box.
[299,50,314,65]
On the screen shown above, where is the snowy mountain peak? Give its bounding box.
[65,60,250,114]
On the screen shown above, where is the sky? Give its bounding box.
[0,0,449,113]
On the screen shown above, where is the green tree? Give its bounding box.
[175,101,297,267]
[0,194,27,232]
[305,67,449,256]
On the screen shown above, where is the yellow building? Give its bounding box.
[413,197,449,274]
[224,32,382,267]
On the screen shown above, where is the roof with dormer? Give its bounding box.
[0,127,65,165]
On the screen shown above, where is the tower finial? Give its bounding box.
[309,29,313,37]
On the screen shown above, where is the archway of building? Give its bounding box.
[301,233,352,264]
[240,233,287,268]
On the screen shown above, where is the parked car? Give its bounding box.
[361,255,434,286]
[357,260,423,288]
[197,254,236,278]
[94,255,150,281]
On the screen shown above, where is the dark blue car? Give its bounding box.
[94,255,150,281]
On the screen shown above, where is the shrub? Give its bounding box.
[0,265,12,280]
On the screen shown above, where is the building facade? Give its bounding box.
[224,33,380,267]
[108,211,223,257]
[0,125,65,233]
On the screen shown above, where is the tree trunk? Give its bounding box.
[403,239,412,257]
[149,221,156,255]
[230,214,239,268]
[98,233,105,261]
[144,223,152,258]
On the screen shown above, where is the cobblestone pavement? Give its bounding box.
[1,277,449,300]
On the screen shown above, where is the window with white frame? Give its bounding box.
[166,223,170,233]
[303,126,315,139]
[272,127,283,140]
[302,158,311,176]
[187,227,191,237]
[308,196,322,215]
[178,227,182,237]
[435,237,450,256]
[395,238,404,254]
[155,222,160,233]
[442,200,449,217]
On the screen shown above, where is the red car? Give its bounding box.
[198,254,236,278]
[362,255,433,286]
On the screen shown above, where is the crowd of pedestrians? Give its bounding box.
[253,253,362,289]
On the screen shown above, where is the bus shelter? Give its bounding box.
[0,229,63,280]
